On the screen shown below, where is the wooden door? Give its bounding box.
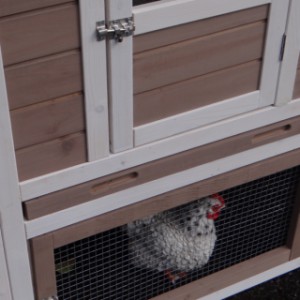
[276,0,300,104]
[0,0,110,181]
[106,0,290,150]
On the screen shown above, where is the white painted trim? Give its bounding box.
[0,47,34,299]
[199,257,300,300]
[20,98,300,201]
[0,227,12,300]
[133,0,271,35]
[79,0,110,160]
[25,133,300,238]
[258,0,290,106]
[106,0,134,153]
[276,0,300,106]
[134,92,260,146]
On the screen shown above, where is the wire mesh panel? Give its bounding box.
[54,166,300,300]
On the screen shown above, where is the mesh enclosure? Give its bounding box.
[54,166,300,300]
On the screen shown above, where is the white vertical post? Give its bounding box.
[106,0,134,153]
[276,0,300,105]
[259,0,290,106]
[0,47,34,299]
[79,0,110,160]
[0,228,12,300]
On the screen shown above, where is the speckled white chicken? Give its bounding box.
[126,194,225,282]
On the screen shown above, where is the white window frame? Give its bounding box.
[131,0,290,146]
[276,0,300,105]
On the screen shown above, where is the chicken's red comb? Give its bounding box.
[211,193,225,207]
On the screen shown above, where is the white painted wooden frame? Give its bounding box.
[106,0,134,153]
[200,257,300,300]
[276,0,300,105]
[0,228,12,300]
[79,0,110,160]
[132,0,290,146]
[0,47,34,299]
[21,97,300,201]
[25,132,300,238]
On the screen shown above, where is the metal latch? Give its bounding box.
[96,17,135,42]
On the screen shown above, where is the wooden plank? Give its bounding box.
[106,0,134,153]
[134,21,266,94]
[11,93,85,149]
[0,47,35,299]
[287,177,300,260]
[0,0,74,17]
[0,3,80,66]
[16,132,87,181]
[134,60,261,126]
[24,134,300,238]
[151,247,290,300]
[133,0,270,36]
[23,116,300,220]
[79,0,110,160]
[47,148,300,248]
[0,228,12,300]
[293,67,300,100]
[5,50,83,110]
[20,99,300,201]
[134,92,261,146]
[134,5,269,54]
[30,235,57,300]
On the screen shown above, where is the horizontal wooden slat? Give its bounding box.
[151,247,290,300]
[134,21,266,94]
[134,5,269,53]
[5,51,82,110]
[134,60,261,126]
[23,117,300,220]
[293,65,300,100]
[0,0,74,17]
[0,3,80,66]
[46,146,300,248]
[16,132,87,181]
[11,93,85,149]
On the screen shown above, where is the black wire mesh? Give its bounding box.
[54,166,300,300]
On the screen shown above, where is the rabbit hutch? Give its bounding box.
[2,0,300,299]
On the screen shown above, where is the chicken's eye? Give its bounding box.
[212,205,220,212]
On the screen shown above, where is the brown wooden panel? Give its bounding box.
[0,3,80,66]
[293,68,300,100]
[134,60,261,126]
[134,21,266,94]
[287,179,300,260]
[23,117,300,220]
[151,247,290,300]
[11,93,85,149]
[134,5,269,54]
[5,51,83,110]
[48,148,300,248]
[30,235,57,300]
[0,0,74,17]
[16,132,87,181]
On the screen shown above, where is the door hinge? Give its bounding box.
[96,17,135,42]
[279,34,287,62]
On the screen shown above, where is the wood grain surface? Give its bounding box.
[16,132,87,181]
[0,3,80,66]
[5,51,82,110]
[134,60,261,125]
[11,93,85,149]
